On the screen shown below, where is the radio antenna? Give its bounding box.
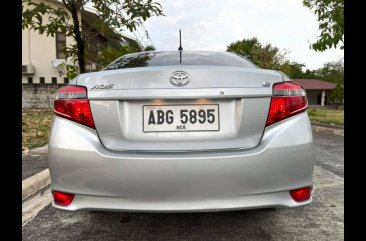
[178,29,183,63]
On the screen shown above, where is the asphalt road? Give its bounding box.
[22,130,344,241]
[22,147,48,180]
[312,130,344,177]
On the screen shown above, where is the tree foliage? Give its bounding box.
[303,0,344,51]
[95,44,139,70]
[144,45,156,51]
[22,0,164,75]
[227,37,307,79]
[227,37,286,69]
[227,37,344,102]
[294,59,344,104]
[329,84,343,103]
[278,61,306,79]
[312,58,344,84]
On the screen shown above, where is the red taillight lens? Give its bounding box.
[290,187,312,202]
[52,191,74,206]
[266,82,308,126]
[54,85,95,129]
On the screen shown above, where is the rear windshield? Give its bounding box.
[104,51,257,70]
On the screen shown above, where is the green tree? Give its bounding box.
[313,58,344,84]
[303,0,344,51]
[227,37,287,69]
[227,37,309,78]
[227,37,260,63]
[278,61,306,79]
[144,45,156,51]
[22,0,163,75]
[308,59,344,103]
[95,44,137,70]
[329,84,343,104]
[302,69,318,79]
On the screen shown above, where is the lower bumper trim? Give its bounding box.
[52,190,312,212]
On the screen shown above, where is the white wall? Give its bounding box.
[22,0,78,84]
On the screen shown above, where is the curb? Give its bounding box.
[29,144,48,153]
[22,169,51,201]
[311,123,344,136]
[310,122,344,130]
[23,144,48,155]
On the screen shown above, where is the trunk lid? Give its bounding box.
[77,66,283,151]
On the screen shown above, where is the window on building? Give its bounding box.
[56,32,66,59]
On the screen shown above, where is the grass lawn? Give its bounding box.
[307,108,344,126]
[22,107,54,153]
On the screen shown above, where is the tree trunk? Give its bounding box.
[69,2,85,73]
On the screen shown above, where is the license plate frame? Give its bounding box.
[142,104,220,133]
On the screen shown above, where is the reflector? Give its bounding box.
[52,191,74,206]
[290,187,312,202]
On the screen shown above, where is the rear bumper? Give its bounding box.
[53,190,311,212]
[48,112,314,212]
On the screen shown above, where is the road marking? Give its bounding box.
[22,187,52,226]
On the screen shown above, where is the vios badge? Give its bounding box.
[90,83,114,90]
[170,71,190,86]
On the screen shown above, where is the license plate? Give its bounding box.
[143,104,220,132]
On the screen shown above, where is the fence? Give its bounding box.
[22,83,66,108]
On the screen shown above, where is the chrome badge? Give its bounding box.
[170,71,190,86]
[90,83,114,90]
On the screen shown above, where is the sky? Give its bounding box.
[140,0,343,70]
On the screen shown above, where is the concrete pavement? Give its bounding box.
[22,145,48,180]
[22,144,50,202]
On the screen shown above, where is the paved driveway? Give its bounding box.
[22,131,344,241]
[22,146,48,180]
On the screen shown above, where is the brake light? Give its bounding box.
[266,82,308,126]
[53,85,95,129]
[52,191,74,206]
[290,187,312,202]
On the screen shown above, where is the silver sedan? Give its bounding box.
[48,51,314,212]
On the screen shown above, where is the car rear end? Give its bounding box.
[48,51,314,212]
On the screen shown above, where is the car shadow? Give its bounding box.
[83,208,280,240]
[23,204,322,241]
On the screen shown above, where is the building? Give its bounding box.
[22,0,141,85]
[81,9,143,72]
[22,0,149,108]
[292,79,337,106]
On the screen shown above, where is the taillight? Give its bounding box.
[54,85,95,129]
[52,191,74,206]
[290,187,312,202]
[266,82,308,126]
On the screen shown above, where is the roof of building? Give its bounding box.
[81,9,141,51]
[292,79,337,90]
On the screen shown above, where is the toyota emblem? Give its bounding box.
[170,71,190,86]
